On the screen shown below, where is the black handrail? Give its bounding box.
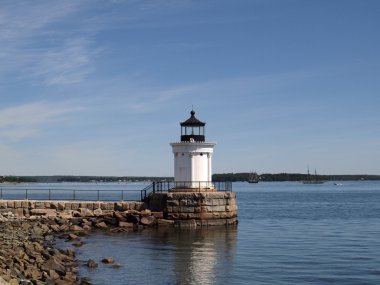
[0,188,144,202]
[145,181,232,195]
[0,181,232,202]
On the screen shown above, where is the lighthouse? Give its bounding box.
[170,110,216,192]
[145,110,237,226]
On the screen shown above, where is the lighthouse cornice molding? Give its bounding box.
[170,141,216,147]
[170,142,216,154]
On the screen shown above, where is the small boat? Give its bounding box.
[248,172,259,183]
[302,168,324,184]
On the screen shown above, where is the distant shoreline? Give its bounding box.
[1,173,380,184]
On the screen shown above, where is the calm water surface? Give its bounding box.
[64,181,380,285]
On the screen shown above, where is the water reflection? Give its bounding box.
[149,227,237,285]
[70,226,238,285]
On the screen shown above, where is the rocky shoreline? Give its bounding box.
[0,208,171,285]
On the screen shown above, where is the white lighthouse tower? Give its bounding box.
[170,110,216,192]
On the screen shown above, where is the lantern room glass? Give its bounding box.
[182,126,204,136]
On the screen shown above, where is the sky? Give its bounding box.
[0,0,379,176]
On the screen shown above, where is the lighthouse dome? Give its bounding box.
[180,110,205,142]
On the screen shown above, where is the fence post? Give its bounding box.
[121,190,124,201]
[26,189,28,200]
[141,190,146,201]
[153,182,155,193]
[49,189,51,200]
[0,188,2,199]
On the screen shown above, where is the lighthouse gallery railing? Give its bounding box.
[147,181,232,193]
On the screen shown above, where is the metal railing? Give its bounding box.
[0,188,144,202]
[148,181,232,193]
[0,181,232,202]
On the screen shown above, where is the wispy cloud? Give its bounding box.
[31,38,97,85]
[0,1,97,85]
[0,0,195,87]
[0,1,80,41]
[0,102,82,141]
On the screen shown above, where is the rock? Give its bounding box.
[78,208,94,217]
[55,279,75,285]
[126,214,139,224]
[79,277,93,285]
[50,224,61,232]
[86,259,98,268]
[0,277,9,285]
[110,227,127,233]
[140,215,157,226]
[49,269,61,281]
[93,208,103,217]
[9,279,18,285]
[152,212,164,219]
[103,216,118,226]
[59,211,73,220]
[68,233,78,240]
[7,278,20,285]
[111,262,122,268]
[44,278,56,285]
[64,272,77,283]
[125,209,140,215]
[66,248,76,258]
[118,221,133,228]
[72,240,83,247]
[30,209,57,216]
[113,211,126,222]
[45,234,55,242]
[41,257,66,276]
[140,209,151,216]
[40,223,51,233]
[69,225,83,232]
[95,222,107,229]
[59,224,70,232]
[83,224,92,231]
[71,210,81,218]
[25,265,43,280]
[101,257,114,264]
[157,219,175,226]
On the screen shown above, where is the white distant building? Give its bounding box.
[170,110,216,191]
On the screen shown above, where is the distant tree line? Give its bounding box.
[54,176,174,183]
[1,173,380,184]
[212,173,380,182]
[0,176,38,183]
[0,175,173,183]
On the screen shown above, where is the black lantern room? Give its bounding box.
[180,110,205,142]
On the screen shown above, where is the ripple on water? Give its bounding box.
[58,182,380,285]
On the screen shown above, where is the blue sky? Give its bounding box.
[1,0,379,176]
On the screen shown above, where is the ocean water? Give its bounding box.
[64,181,380,285]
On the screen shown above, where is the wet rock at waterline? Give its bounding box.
[0,207,161,284]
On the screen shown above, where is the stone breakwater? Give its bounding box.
[0,193,238,284]
[0,200,144,219]
[0,217,77,285]
[0,201,172,285]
